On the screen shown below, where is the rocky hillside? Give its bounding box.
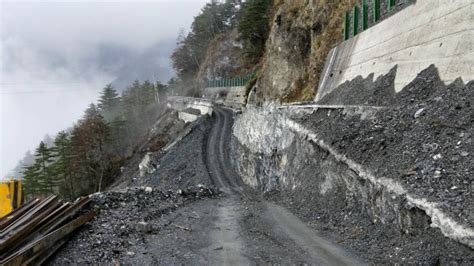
[195,1,358,104]
[171,1,358,104]
[196,29,247,84]
[254,0,356,103]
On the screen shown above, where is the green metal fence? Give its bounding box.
[362,0,369,30]
[374,0,381,23]
[344,0,405,41]
[388,0,395,11]
[207,72,256,88]
[352,5,359,36]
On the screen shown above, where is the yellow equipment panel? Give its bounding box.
[0,182,13,218]
[0,179,23,218]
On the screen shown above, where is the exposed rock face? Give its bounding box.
[196,29,246,84]
[253,0,356,104]
[257,13,310,103]
[233,104,294,155]
[192,1,360,104]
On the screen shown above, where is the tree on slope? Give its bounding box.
[71,104,111,194]
[50,131,75,199]
[171,2,238,80]
[35,141,57,194]
[23,141,56,197]
[238,0,273,63]
[22,163,41,198]
[98,84,121,121]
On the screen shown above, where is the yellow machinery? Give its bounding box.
[0,178,23,218]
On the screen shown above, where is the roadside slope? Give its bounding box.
[232,66,474,264]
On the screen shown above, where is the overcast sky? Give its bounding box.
[0,0,208,178]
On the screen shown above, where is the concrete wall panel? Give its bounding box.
[316,0,473,101]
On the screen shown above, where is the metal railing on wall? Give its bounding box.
[344,0,406,41]
[207,72,256,88]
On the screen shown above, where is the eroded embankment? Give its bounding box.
[231,66,473,264]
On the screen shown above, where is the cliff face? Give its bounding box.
[194,1,356,104]
[196,29,246,85]
[252,0,356,104]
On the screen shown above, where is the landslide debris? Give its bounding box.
[50,111,221,264]
[298,65,473,229]
[49,186,220,264]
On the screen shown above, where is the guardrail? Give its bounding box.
[207,72,256,88]
[344,0,413,40]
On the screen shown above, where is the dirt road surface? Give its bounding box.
[202,106,363,265]
[51,106,364,265]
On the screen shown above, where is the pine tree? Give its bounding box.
[98,84,120,121]
[22,163,41,198]
[238,0,273,63]
[51,131,75,199]
[121,80,141,121]
[171,2,238,79]
[84,103,100,119]
[71,108,111,193]
[156,81,168,103]
[34,141,56,194]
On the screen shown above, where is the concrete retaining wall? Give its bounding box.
[316,0,473,101]
[167,97,213,116]
[202,86,247,107]
[178,112,199,123]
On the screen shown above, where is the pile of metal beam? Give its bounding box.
[0,195,96,265]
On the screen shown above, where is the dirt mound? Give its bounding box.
[231,65,473,263]
[49,186,220,264]
[299,65,473,228]
[317,67,397,106]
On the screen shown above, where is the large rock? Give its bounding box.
[138,152,156,177]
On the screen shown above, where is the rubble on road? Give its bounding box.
[49,185,220,264]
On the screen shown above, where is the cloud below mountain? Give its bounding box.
[0,0,208,177]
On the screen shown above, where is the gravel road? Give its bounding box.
[203,106,363,265]
[50,104,364,265]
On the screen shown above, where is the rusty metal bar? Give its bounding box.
[0,196,56,236]
[43,197,90,235]
[0,198,61,256]
[0,199,40,231]
[0,210,96,265]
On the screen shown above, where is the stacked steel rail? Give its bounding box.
[0,195,95,265]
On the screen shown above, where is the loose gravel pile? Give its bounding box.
[318,67,397,106]
[297,65,473,228]
[50,113,222,265]
[49,186,220,264]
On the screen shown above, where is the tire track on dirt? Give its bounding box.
[203,106,250,265]
[204,105,363,265]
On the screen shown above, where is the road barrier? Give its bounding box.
[344,0,413,40]
[207,73,256,88]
